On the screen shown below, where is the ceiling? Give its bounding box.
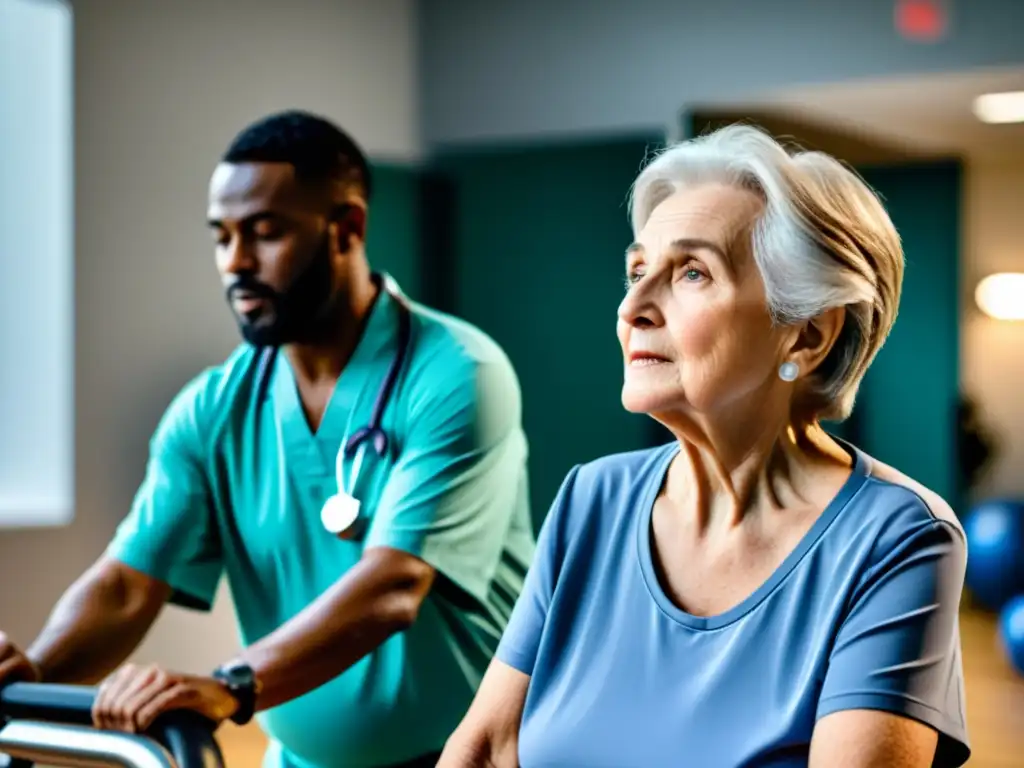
[725,66,1024,162]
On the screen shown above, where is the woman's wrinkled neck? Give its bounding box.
[659,407,852,530]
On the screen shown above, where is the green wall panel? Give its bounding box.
[436,138,663,526]
[366,163,423,300]
[856,161,963,509]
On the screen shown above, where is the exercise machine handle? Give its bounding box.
[0,683,93,725]
[0,683,225,768]
[0,721,175,768]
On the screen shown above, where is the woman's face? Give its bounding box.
[617,183,792,425]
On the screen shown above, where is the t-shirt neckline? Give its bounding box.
[636,438,870,630]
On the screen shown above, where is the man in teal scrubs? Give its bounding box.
[0,111,535,767]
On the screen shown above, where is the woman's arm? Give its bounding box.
[438,659,530,768]
[809,710,938,767]
[810,491,969,767]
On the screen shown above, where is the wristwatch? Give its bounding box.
[211,660,259,726]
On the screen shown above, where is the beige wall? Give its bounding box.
[0,0,418,674]
[963,158,1024,503]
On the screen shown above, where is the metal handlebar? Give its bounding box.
[0,720,175,767]
[0,683,225,768]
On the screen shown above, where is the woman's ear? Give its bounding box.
[785,306,846,377]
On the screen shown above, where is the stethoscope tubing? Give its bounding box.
[252,281,414,464]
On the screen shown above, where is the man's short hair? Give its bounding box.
[222,110,372,201]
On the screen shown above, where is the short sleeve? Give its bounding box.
[106,375,223,611]
[495,466,579,676]
[363,354,527,603]
[816,514,970,766]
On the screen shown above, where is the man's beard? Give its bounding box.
[225,236,335,347]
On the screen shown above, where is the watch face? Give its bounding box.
[220,662,254,687]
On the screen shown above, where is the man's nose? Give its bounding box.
[218,236,258,275]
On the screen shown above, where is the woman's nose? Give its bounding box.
[618,280,663,329]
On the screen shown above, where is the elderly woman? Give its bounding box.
[438,125,969,768]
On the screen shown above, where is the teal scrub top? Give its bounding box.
[106,276,536,768]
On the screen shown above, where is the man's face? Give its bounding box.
[207,161,340,347]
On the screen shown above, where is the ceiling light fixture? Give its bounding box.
[975,273,1024,320]
[973,91,1024,124]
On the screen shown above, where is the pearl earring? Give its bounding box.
[779,362,799,382]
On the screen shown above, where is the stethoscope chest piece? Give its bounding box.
[321,425,391,537]
[321,492,361,536]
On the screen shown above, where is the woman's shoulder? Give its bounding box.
[834,448,967,576]
[574,441,678,486]
[564,442,679,510]
[543,443,677,540]
[856,452,965,541]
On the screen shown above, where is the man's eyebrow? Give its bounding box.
[206,211,280,228]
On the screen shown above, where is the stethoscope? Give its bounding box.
[251,278,413,536]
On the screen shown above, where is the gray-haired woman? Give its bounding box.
[439,125,969,768]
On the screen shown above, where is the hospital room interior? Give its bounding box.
[2,0,1024,766]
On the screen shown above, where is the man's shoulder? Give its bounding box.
[160,344,260,437]
[405,301,520,410]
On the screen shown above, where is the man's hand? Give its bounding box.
[0,632,43,685]
[93,663,238,733]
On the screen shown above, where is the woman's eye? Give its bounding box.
[684,268,703,282]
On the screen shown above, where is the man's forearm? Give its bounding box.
[28,560,168,684]
[238,548,434,712]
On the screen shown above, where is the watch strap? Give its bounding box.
[212,662,257,726]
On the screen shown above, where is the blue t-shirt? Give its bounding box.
[497,441,970,767]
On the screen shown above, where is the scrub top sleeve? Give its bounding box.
[816,507,970,766]
[106,374,223,611]
[364,354,526,603]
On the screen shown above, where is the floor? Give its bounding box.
[217,723,268,767]
[957,606,1024,766]
[215,607,1024,766]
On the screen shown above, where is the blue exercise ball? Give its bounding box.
[963,499,1024,611]
[999,594,1024,676]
